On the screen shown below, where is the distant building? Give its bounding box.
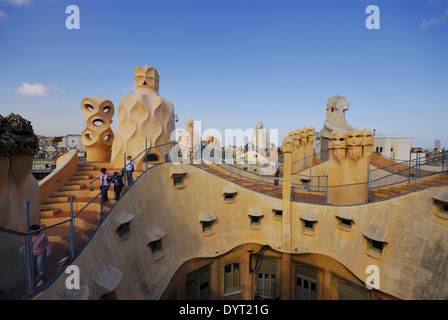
[373,136,412,161]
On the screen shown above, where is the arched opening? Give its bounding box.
[145,153,160,163]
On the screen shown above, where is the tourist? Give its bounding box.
[91,168,113,203]
[125,156,134,186]
[112,171,124,200]
[29,225,51,287]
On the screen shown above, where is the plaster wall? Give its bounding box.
[39,149,79,205]
[36,163,448,300]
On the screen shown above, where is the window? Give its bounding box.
[173,175,183,186]
[250,216,260,226]
[145,153,159,162]
[432,192,448,219]
[146,224,165,260]
[186,266,211,300]
[336,212,354,231]
[442,203,448,213]
[363,225,387,258]
[113,211,134,240]
[199,210,216,236]
[202,221,214,233]
[370,240,384,252]
[366,238,386,258]
[149,239,162,254]
[257,273,276,299]
[304,220,314,229]
[224,263,241,295]
[296,277,317,300]
[116,222,130,239]
[224,193,235,200]
[148,239,164,260]
[273,209,283,219]
[256,259,277,299]
[300,211,317,235]
[337,282,368,300]
[223,187,237,202]
[171,168,186,188]
[295,266,318,300]
[249,207,264,229]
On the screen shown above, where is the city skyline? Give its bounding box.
[0,0,447,149]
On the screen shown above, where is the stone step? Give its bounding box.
[60,184,85,191]
[53,189,118,199]
[41,211,99,231]
[369,190,392,198]
[428,177,448,184]
[40,201,111,213]
[77,165,95,171]
[387,187,409,194]
[384,188,402,195]
[70,174,92,181]
[46,196,70,203]
[66,179,93,186]
[40,208,62,217]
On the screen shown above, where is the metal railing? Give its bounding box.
[1,143,446,300]
[0,141,173,300]
[188,146,448,206]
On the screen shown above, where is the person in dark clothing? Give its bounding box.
[112,171,124,201]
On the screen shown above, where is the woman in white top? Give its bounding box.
[125,156,134,186]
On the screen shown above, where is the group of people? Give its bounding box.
[90,155,135,204]
[17,156,136,289]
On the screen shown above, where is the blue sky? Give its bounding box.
[0,0,447,149]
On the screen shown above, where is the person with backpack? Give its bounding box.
[112,171,124,200]
[90,167,113,204]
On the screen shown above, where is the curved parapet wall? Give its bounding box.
[39,149,78,204]
[35,163,448,300]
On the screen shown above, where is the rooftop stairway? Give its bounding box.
[369,172,448,202]
[197,161,448,205]
[198,163,284,198]
[38,161,145,278]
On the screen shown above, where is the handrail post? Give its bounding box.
[392,153,395,172]
[366,170,370,204]
[70,196,75,259]
[24,200,34,298]
[415,153,419,191]
[123,152,127,190]
[145,139,148,171]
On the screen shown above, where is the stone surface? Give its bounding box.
[81,96,115,162]
[111,65,175,169]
